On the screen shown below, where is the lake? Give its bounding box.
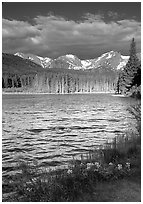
[2,93,137,178]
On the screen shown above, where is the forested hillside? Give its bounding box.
[2,53,117,93]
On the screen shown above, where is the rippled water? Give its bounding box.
[2,93,137,178]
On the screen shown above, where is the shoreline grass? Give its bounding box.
[3,134,140,202]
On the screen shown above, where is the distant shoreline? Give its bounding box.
[2,91,115,95]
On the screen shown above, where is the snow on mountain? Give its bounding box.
[117,61,127,70]
[95,51,114,62]
[81,60,92,68]
[39,57,52,68]
[116,55,129,70]
[59,54,81,65]
[14,51,130,71]
[89,51,129,70]
[44,57,51,63]
[15,52,24,58]
[65,54,76,59]
[47,51,129,70]
[106,51,116,59]
[121,55,130,60]
[14,52,52,68]
[47,54,83,69]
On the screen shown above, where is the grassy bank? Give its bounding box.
[2,104,141,202]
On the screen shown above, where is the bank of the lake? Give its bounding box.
[2,90,115,94]
[3,131,141,202]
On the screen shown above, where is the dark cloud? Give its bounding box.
[2,14,141,59]
[107,11,119,19]
[82,12,104,22]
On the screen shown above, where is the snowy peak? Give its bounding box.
[14,51,130,71]
[80,51,129,70]
[48,54,83,70]
[121,55,130,60]
[81,60,92,69]
[15,52,24,58]
[14,52,52,68]
[106,51,116,59]
[91,51,129,70]
[96,51,120,62]
[65,54,76,59]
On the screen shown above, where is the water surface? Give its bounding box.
[2,93,137,177]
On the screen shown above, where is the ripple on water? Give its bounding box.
[59,143,76,148]
[26,128,49,133]
[107,119,120,122]
[3,130,11,133]
[2,93,137,188]
[39,160,62,167]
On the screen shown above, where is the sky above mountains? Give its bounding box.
[2,2,141,59]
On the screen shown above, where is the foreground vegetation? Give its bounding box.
[2,104,141,202]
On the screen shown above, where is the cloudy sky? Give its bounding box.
[2,2,141,59]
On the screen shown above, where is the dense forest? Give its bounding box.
[2,53,117,93]
[2,69,117,93]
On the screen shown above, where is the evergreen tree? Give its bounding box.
[132,62,141,87]
[116,73,122,94]
[118,38,140,94]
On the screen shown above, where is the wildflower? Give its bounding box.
[67,169,72,174]
[117,164,122,170]
[31,178,37,182]
[68,163,74,169]
[26,187,31,192]
[80,163,85,167]
[125,162,131,170]
[94,162,100,168]
[86,164,90,170]
[86,163,93,170]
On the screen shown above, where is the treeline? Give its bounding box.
[2,53,43,74]
[116,38,141,98]
[2,70,117,93]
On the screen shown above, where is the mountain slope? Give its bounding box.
[14,52,52,68]
[14,51,130,70]
[81,51,129,70]
[48,54,83,70]
[3,53,43,74]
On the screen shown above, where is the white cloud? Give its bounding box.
[2,19,39,39]
[2,14,141,58]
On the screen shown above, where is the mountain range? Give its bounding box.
[14,51,132,71]
[3,51,141,93]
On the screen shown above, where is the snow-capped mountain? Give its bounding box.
[15,51,130,71]
[14,52,52,68]
[48,54,83,70]
[81,51,129,70]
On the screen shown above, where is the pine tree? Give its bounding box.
[118,38,140,94]
[116,73,122,94]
